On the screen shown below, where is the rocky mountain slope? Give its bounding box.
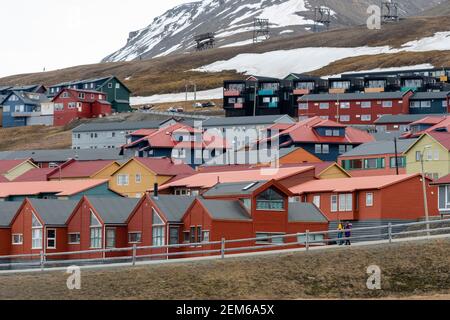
[102,0,444,62]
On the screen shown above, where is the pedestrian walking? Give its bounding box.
[344,222,352,245]
[337,222,344,245]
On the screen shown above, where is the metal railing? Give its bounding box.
[0,218,449,272]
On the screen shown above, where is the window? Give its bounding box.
[117,174,129,186]
[62,92,70,98]
[390,156,406,168]
[382,101,393,108]
[116,83,120,89]
[410,101,420,108]
[68,233,80,244]
[333,130,341,137]
[3,105,10,112]
[416,151,422,162]
[106,229,116,248]
[421,101,431,108]
[361,101,371,108]
[90,211,102,249]
[12,234,23,245]
[256,188,284,210]
[108,83,113,88]
[331,195,338,212]
[241,198,252,211]
[313,195,321,208]
[361,115,371,122]
[197,226,202,243]
[339,145,346,155]
[340,102,350,109]
[78,93,85,99]
[256,233,284,244]
[202,231,210,243]
[190,227,196,243]
[47,229,56,249]
[366,193,374,207]
[339,115,350,122]
[129,232,142,244]
[152,209,165,247]
[338,194,353,212]
[364,158,385,169]
[298,103,308,110]
[135,174,142,184]
[169,227,179,245]
[32,213,43,249]
[325,130,332,136]
[322,144,330,154]
[319,102,329,109]
[315,144,329,154]
[439,185,450,210]
[443,101,448,108]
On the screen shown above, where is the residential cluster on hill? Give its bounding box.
[0,76,131,128]
[223,67,450,124]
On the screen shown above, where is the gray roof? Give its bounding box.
[374,113,445,124]
[298,91,407,102]
[411,91,450,100]
[341,139,417,157]
[203,181,266,197]
[6,91,49,105]
[198,198,252,221]
[73,120,165,133]
[88,197,140,225]
[28,199,78,226]
[0,202,22,227]
[0,149,124,162]
[205,147,299,166]
[371,131,403,141]
[202,115,294,127]
[288,203,328,223]
[151,195,196,222]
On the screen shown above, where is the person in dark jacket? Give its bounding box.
[344,222,352,245]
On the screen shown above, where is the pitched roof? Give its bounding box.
[160,166,315,190]
[298,91,408,102]
[340,139,417,157]
[6,91,49,105]
[203,181,267,197]
[289,174,420,194]
[198,198,252,221]
[202,115,294,127]
[151,195,196,222]
[47,160,115,179]
[427,131,450,150]
[28,199,78,226]
[0,159,31,174]
[73,120,166,133]
[0,202,22,227]
[133,157,194,176]
[411,91,450,100]
[0,180,109,198]
[88,197,139,225]
[288,203,328,223]
[268,117,374,145]
[13,167,55,182]
[0,149,124,162]
[374,113,444,124]
[431,173,450,185]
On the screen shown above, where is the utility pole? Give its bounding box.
[420,146,431,237]
[253,83,257,117]
[394,137,399,175]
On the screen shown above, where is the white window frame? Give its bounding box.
[313,195,321,208]
[105,228,116,248]
[366,192,374,207]
[68,233,80,244]
[117,174,129,186]
[46,228,57,249]
[135,173,142,184]
[152,208,165,247]
[338,194,353,212]
[128,232,142,244]
[331,195,338,212]
[12,234,23,245]
[31,213,43,250]
[90,211,102,249]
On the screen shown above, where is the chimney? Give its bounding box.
[154,183,159,198]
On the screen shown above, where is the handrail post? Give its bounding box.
[305,230,310,252]
[221,238,226,259]
[388,223,393,244]
[40,251,45,271]
[132,244,137,266]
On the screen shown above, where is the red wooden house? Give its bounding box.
[9,199,78,258]
[289,174,438,236]
[297,91,414,125]
[52,88,112,126]
[0,202,22,256]
[65,196,140,260]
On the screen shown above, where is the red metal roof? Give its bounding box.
[402,116,450,138]
[290,174,421,194]
[160,165,315,190]
[431,173,450,185]
[0,159,31,174]
[134,157,194,176]
[267,117,374,145]
[47,160,116,179]
[13,168,55,182]
[0,179,109,197]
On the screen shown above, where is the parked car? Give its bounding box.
[168,106,184,113]
[202,101,216,108]
[193,102,203,108]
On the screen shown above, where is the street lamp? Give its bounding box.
[420,145,432,237]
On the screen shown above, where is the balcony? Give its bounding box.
[258,89,276,96]
[11,111,41,117]
[365,87,385,93]
[329,88,347,94]
[224,89,242,97]
[293,89,310,95]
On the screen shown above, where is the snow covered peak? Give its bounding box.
[102,0,443,62]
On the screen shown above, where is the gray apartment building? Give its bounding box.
[72,119,177,150]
